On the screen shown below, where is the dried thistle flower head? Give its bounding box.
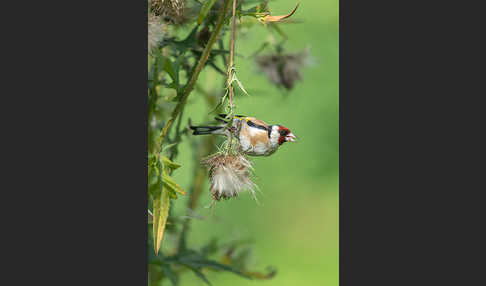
[202,153,258,201]
[148,14,167,53]
[151,0,186,25]
[256,48,312,90]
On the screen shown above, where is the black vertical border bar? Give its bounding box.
[2,0,146,284]
[339,0,486,284]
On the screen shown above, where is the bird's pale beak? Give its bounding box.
[286,133,297,142]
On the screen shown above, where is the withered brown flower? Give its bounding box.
[258,3,300,24]
[151,0,187,25]
[256,48,312,90]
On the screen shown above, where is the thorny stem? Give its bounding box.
[156,0,232,153]
[225,0,238,151]
[228,0,237,111]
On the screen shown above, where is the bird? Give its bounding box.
[189,114,297,156]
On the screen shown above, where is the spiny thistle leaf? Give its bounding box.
[185,259,251,279]
[161,155,181,170]
[162,142,178,152]
[148,156,163,198]
[176,250,252,279]
[183,264,212,285]
[153,187,170,255]
[172,25,199,51]
[148,178,163,198]
[157,55,177,84]
[152,157,170,255]
[162,172,187,196]
[157,54,187,94]
[160,263,178,286]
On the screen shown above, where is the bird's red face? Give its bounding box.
[277,125,297,145]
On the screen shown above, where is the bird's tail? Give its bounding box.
[189,125,225,135]
[190,115,237,135]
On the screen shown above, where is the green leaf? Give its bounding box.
[176,251,251,280]
[161,263,178,286]
[162,143,178,152]
[162,172,187,196]
[148,156,164,198]
[173,26,199,51]
[197,0,217,25]
[148,177,163,198]
[183,264,211,286]
[148,165,158,185]
[161,156,181,170]
[149,154,184,199]
[184,259,250,279]
[158,56,177,84]
[152,183,170,255]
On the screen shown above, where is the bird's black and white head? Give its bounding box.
[269,125,297,146]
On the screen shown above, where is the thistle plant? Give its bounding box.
[148,1,305,285]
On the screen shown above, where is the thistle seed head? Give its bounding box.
[202,153,257,201]
[148,14,167,53]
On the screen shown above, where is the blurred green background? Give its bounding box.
[169,0,338,284]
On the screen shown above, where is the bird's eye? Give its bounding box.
[279,129,287,136]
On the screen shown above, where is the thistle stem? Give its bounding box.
[228,0,237,111]
[156,0,232,153]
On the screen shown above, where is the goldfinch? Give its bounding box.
[190,114,297,156]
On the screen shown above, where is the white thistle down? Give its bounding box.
[148,14,167,53]
[202,153,258,201]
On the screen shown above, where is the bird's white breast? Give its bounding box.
[239,132,277,156]
[235,118,279,156]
